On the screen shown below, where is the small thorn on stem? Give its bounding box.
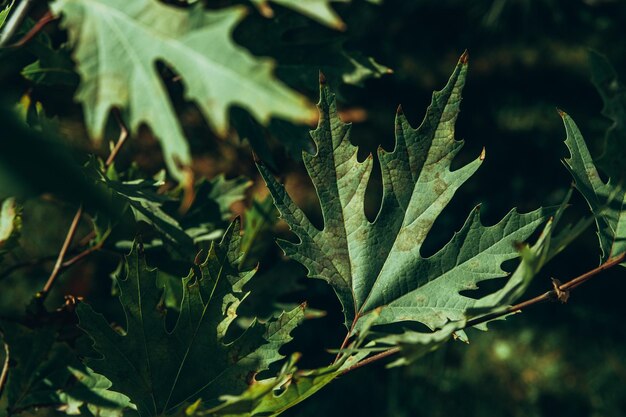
[551,278,570,303]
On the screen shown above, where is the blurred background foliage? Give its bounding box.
[1,0,626,416]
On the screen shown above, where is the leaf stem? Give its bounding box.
[334,315,359,363]
[342,253,625,373]
[36,113,128,302]
[105,110,129,167]
[39,205,83,300]
[4,10,55,49]
[340,347,399,374]
[0,340,9,397]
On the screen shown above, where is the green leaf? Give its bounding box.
[241,196,277,269]
[198,354,341,417]
[259,54,552,336]
[251,0,350,30]
[196,311,375,416]
[0,2,11,28]
[21,52,78,87]
[470,188,592,326]
[18,17,78,87]
[77,220,305,417]
[50,0,316,181]
[373,320,466,367]
[58,366,135,417]
[0,321,131,417]
[181,175,252,244]
[103,176,194,251]
[560,52,626,266]
[561,111,626,266]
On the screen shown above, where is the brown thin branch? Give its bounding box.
[466,252,625,329]
[105,110,129,167]
[39,205,83,300]
[60,240,105,269]
[5,11,56,49]
[35,112,129,301]
[334,316,359,363]
[560,253,624,290]
[341,347,400,374]
[342,253,626,374]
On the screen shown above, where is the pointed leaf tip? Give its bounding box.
[319,71,327,85]
[460,50,469,64]
[396,104,404,115]
[479,147,486,161]
[556,108,567,118]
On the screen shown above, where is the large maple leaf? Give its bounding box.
[50,0,316,180]
[259,53,552,334]
[77,221,304,417]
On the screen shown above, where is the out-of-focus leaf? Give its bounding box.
[21,54,78,87]
[77,221,304,417]
[233,7,389,158]
[251,0,350,30]
[50,0,316,180]
[59,366,134,417]
[0,105,110,211]
[181,175,252,243]
[0,198,20,259]
[103,176,193,252]
[0,321,131,417]
[17,17,78,87]
[236,10,390,94]
[372,320,466,367]
[241,196,277,268]
[0,2,11,28]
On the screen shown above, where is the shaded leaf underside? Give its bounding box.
[77,221,304,417]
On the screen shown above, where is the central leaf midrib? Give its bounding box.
[161,253,228,413]
[165,307,303,413]
[354,77,460,318]
[323,117,358,320]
